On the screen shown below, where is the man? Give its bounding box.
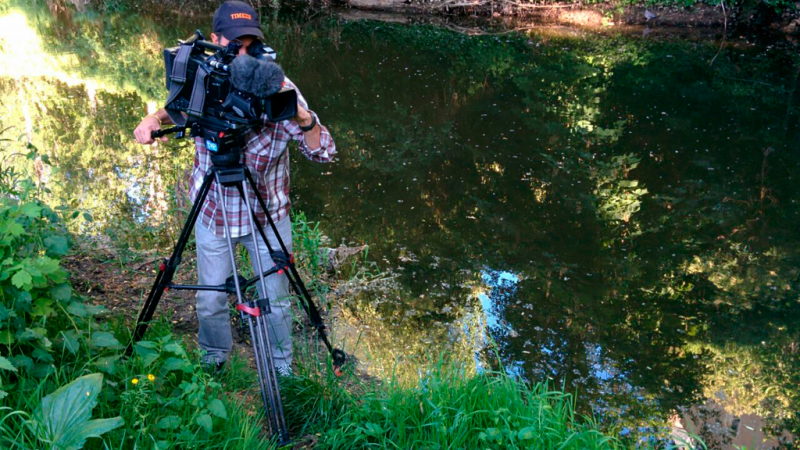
[133,0,336,374]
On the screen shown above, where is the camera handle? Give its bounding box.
[151,126,185,139]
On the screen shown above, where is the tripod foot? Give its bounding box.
[332,349,347,377]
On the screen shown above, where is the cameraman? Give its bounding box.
[133,0,336,375]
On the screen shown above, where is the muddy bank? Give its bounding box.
[330,0,800,36]
[339,1,725,28]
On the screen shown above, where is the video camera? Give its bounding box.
[156,30,297,165]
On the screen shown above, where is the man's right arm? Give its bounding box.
[133,109,173,145]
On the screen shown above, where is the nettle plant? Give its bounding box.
[0,143,105,377]
[0,187,86,380]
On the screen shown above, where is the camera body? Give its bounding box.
[159,31,297,165]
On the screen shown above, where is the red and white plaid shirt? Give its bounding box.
[189,78,336,238]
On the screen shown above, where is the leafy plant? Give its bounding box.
[26,373,123,450]
[0,193,87,377]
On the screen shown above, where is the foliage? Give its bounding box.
[591,153,648,226]
[26,373,123,450]
[0,139,275,449]
[0,152,91,380]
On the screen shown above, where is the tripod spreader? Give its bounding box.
[166,268,280,295]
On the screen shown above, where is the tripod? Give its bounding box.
[127,124,346,446]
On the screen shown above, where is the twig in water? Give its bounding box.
[709,0,727,67]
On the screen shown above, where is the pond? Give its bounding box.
[1,0,799,441]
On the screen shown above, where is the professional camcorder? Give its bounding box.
[157,30,297,165]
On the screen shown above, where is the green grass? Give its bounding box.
[279,357,634,450]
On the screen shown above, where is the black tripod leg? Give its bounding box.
[243,170,346,374]
[238,182,289,441]
[219,176,288,443]
[126,171,215,355]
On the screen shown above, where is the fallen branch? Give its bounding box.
[432,0,578,9]
[432,0,489,8]
[504,1,577,8]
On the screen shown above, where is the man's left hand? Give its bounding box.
[295,104,314,129]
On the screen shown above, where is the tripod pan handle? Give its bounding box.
[151,126,185,139]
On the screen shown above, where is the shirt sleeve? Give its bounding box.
[282,78,337,163]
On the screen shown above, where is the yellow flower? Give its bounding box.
[147,374,155,382]
[131,378,139,385]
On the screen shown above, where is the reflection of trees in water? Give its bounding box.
[290,22,800,434]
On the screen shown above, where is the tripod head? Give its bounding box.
[152,118,251,168]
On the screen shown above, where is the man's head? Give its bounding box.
[211,1,263,54]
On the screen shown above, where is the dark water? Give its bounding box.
[2,1,799,439]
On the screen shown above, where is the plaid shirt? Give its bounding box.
[189,78,336,238]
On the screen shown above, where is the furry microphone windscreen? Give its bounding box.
[229,54,286,98]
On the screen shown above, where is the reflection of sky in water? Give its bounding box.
[479,269,518,331]
[114,166,148,223]
[475,269,525,377]
[477,269,648,417]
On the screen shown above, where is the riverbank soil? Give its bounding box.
[329,0,800,36]
[133,0,800,36]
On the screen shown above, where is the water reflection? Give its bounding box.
[1,0,799,440]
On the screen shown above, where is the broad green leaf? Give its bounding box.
[485,427,500,441]
[50,283,72,302]
[34,257,60,276]
[156,415,181,430]
[90,332,121,348]
[135,340,157,349]
[208,399,227,419]
[31,362,54,378]
[518,427,536,440]
[20,203,43,218]
[16,327,46,342]
[32,347,54,363]
[94,356,120,374]
[44,235,69,256]
[82,212,93,223]
[31,298,55,317]
[60,330,81,355]
[84,303,107,315]
[10,354,32,371]
[67,302,90,317]
[27,373,123,450]
[15,290,32,307]
[0,390,7,401]
[0,329,15,345]
[0,356,17,372]
[163,342,186,356]
[135,345,159,367]
[4,222,24,237]
[195,414,213,433]
[162,357,188,373]
[67,302,107,318]
[11,269,32,288]
[0,303,15,321]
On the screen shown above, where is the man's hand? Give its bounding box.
[294,104,315,129]
[293,103,321,150]
[134,115,168,145]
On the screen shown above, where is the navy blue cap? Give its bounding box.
[213,1,264,41]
